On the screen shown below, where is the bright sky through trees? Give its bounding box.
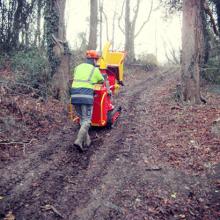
[65,0,182,63]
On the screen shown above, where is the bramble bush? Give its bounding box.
[203,57,220,84]
[70,49,85,69]
[137,53,159,71]
[11,48,51,97]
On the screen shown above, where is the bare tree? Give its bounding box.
[88,0,98,50]
[34,0,42,46]
[181,0,205,104]
[118,0,153,63]
[212,0,220,33]
[0,0,39,51]
[102,9,109,42]
[111,3,117,50]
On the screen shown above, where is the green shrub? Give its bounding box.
[0,53,8,70]
[11,49,50,97]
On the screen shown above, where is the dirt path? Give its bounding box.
[0,68,219,220]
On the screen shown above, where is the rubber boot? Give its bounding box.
[85,132,91,147]
[74,126,87,151]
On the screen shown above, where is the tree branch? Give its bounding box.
[135,0,153,38]
[111,5,117,49]
[131,0,141,31]
[0,139,35,145]
[118,0,125,34]
[102,9,109,41]
[204,0,219,36]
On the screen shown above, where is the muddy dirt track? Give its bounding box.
[0,68,219,220]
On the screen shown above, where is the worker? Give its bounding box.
[71,50,104,151]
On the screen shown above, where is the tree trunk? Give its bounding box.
[112,8,117,50]
[124,0,144,63]
[125,0,134,62]
[99,0,103,51]
[88,0,98,50]
[24,21,29,47]
[12,0,23,49]
[34,0,42,46]
[181,0,205,104]
[45,0,70,102]
[103,10,109,42]
[128,31,135,63]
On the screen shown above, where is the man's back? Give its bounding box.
[72,63,103,90]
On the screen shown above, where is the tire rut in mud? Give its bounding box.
[0,126,105,219]
[70,70,176,219]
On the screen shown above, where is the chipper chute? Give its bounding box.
[69,42,126,128]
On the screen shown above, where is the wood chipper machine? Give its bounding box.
[69,42,126,128]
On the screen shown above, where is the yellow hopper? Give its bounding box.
[98,42,126,84]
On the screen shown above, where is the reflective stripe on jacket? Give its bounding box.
[71,63,104,105]
[71,88,94,104]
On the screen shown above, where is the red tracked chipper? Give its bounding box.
[69,42,126,128]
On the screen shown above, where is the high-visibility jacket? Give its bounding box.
[71,63,104,105]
